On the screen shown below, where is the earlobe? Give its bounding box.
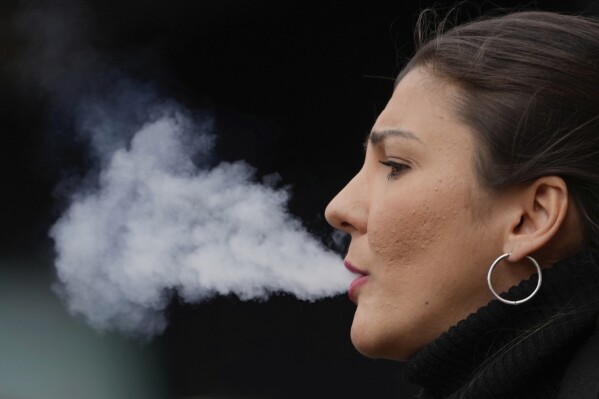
[504,176,569,263]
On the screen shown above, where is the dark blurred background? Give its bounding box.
[1,1,596,398]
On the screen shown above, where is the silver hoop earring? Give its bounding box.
[487,253,542,305]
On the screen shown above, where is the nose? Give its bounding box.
[324,169,368,235]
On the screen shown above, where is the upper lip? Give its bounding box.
[344,260,368,276]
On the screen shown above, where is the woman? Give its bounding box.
[325,10,599,399]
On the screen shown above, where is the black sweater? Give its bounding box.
[404,251,599,399]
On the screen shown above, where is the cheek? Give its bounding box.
[368,194,444,264]
[367,174,476,265]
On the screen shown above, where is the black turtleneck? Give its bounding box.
[404,251,599,399]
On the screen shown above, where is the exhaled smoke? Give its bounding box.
[17,1,352,337]
[50,99,351,337]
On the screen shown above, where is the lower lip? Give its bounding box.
[348,275,369,302]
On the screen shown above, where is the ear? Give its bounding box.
[503,176,569,263]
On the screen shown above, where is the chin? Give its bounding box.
[350,313,417,361]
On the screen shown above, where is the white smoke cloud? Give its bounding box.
[49,97,351,337]
[16,1,352,338]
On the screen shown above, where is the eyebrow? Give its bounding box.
[365,128,423,147]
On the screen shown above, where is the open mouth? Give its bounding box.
[344,260,369,302]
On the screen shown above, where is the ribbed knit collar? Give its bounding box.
[404,250,599,399]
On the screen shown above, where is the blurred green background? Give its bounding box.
[0,251,166,399]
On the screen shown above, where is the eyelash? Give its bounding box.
[379,160,410,180]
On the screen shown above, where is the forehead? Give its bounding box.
[372,67,472,150]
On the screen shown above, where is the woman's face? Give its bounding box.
[325,67,510,360]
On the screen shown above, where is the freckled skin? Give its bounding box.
[325,68,513,360]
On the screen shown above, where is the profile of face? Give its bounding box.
[325,67,540,361]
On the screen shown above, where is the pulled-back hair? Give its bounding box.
[399,11,599,249]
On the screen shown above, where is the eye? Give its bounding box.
[379,160,410,180]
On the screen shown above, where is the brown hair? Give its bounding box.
[399,10,599,249]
